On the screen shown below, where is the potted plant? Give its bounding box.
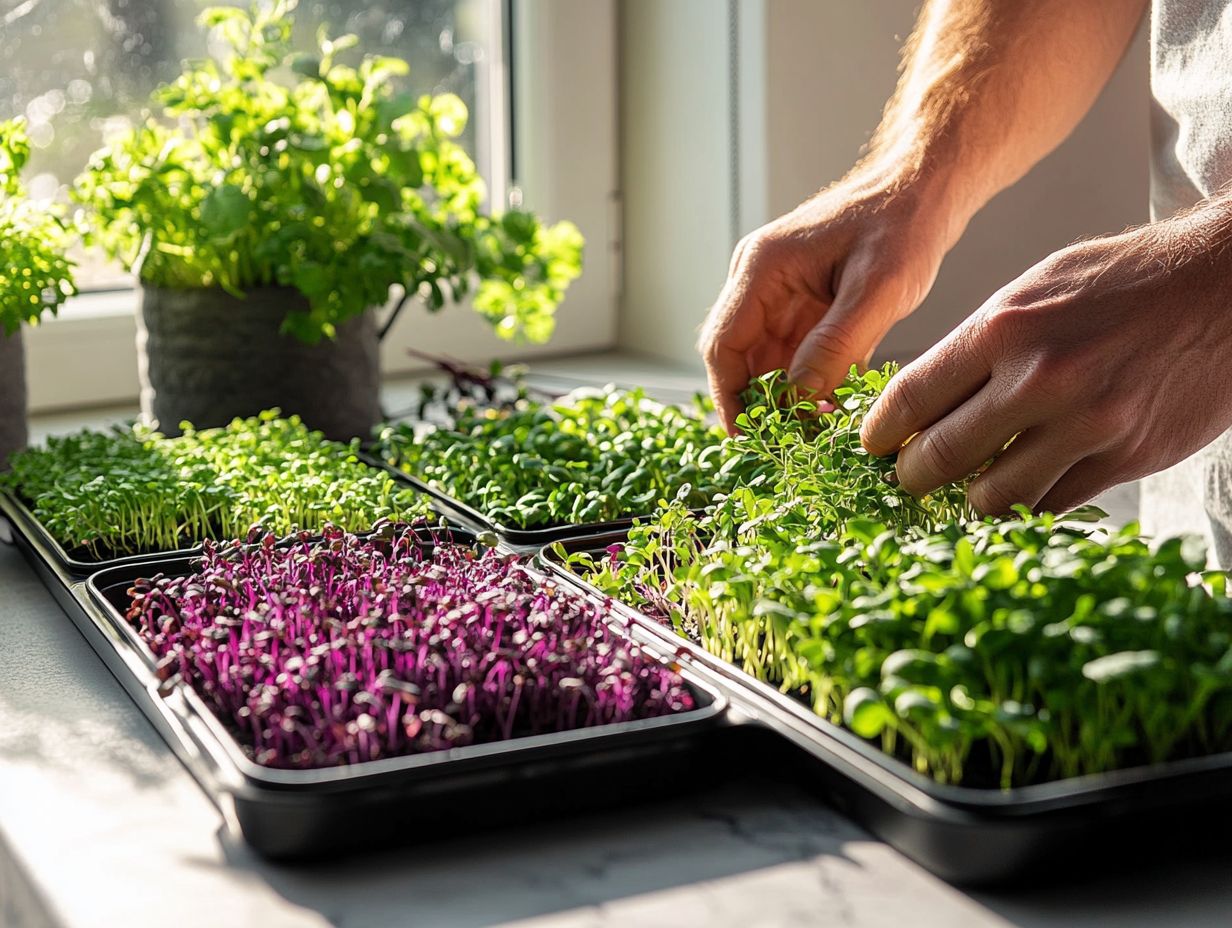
[0,118,76,470]
[73,0,582,440]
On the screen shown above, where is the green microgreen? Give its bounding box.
[569,365,1232,789]
[375,385,766,530]
[2,411,427,558]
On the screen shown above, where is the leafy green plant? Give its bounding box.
[2,412,427,557]
[731,366,972,531]
[174,411,428,537]
[3,427,227,556]
[375,385,766,529]
[0,118,76,335]
[569,366,1232,789]
[72,0,582,343]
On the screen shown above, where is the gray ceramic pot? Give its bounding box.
[138,286,381,441]
[0,328,27,471]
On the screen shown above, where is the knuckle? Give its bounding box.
[880,378,924,429]
[735,231,761,258]
[1099,396,1137,441]
[737,231,778,272]
[899,427,960,493]
[977,300,1032,354]
[1070,402,1127,447]
[698,331,723,365]
[968,476,1022,517]
[697,330,714,359]
[1012,346,1090,413]
[916,428,962,478]
[802,319,860,366]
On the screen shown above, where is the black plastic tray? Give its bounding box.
[1,448,444,581]
[0,491,201,581]
[359,451,705,550]
[17,523,726,860]
[540,532,1232,885]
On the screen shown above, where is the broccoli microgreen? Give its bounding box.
[376,386,765,530]
[2,412,427,557]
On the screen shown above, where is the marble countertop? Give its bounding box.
[5,538,1232,928]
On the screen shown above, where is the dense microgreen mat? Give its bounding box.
[569,366,1232,789]
[1,412,426,558]
[375,386,764,530]
[125,525,694,769]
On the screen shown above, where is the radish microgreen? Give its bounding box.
[127,525,694,768]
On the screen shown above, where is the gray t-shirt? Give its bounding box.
[1139,0,1232,564]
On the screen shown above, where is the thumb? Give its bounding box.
[787,276,899,396]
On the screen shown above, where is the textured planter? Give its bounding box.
[0,328,27,472]
[138,286,380,441]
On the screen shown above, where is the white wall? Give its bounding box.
[618,0,736,366]
[618,0,1151,368]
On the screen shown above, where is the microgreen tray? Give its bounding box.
[10,519,726,859]
[0,491,199,581]
[1,468,439,583]
[1,416,436,580]
[357,451,707,550]
[540,532,1232,886]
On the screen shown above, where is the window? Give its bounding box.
[4,0,495,289]
[9,0,617,411]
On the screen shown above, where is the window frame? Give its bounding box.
[24,0,619,413]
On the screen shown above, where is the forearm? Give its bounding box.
[1149,184,1232,273]
[861,0,1147,248]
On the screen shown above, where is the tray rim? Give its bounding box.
[537,530,1232,819]
[0,490,202,579]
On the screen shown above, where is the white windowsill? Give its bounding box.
[52,288,136,320]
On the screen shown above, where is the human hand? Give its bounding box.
[699,167,963,433]
[860,205,1232,515]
